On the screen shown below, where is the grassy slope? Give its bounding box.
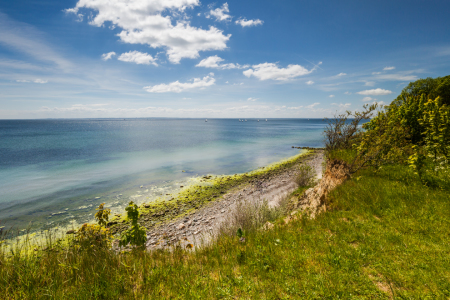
[1,163,450,299]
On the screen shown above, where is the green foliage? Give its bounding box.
[119,202,147,248]
[396,75,450,105]
[420,97,450,162]
[73,223,113,250]
[94,203,111,227]
[352,78,450,176]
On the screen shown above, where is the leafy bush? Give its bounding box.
[95,203,111,227]
[119,202,147,248]
[72,223,113,251]
[395,75,450,105]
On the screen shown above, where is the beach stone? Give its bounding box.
[144,204,150,208]
[66,230,76,234]
[177,223,186,230]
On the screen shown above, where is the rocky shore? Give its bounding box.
[132,150,324,250]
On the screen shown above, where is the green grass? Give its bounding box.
[1,162,449,299]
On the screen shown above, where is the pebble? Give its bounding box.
[177,223,186,230]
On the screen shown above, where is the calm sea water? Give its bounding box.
[0,118,327,231]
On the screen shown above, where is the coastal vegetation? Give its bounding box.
[1,76,449,299]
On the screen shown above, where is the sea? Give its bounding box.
[0,118,327,232]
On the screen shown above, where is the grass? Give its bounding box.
[1,160,450,299]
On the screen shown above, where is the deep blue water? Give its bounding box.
[0,118,326,231]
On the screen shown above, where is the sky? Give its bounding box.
[0,0,450,119]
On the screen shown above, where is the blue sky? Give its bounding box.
[1,0,449,119]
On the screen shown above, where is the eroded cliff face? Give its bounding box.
[291,159,350,218]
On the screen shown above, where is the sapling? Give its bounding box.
[119,201,147,248]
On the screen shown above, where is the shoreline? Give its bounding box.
[107,149,324,250]
[2,149,323,249]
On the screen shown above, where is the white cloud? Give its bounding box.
[247,97,258,101]
[357,88,393,96]
[243,62,321,81]
[288,106,303,110]
[364,81,375,86]
[235,18,263,27]
[144,74,215,93]
[208,3,232,22]
[374,74,418,81]
[362,96,376,102]
[306,103,320,109]
[118,51,158,66]
[372,71,381,75]
[306,80,314,85]
[329,95,335,98]
[332,103,351,109]
[65,8,84,22]
[337,72,346,77]
[383,66,395,71]
[196,55,248,69]
[16,79,48,83]
[66,0,230,64]
[344,91,351,95]
[101,52,116,61]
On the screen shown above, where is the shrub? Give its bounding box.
[95,203,111,227]
[295,165,315,187]
[119,202,147,248]
[72,223,113,251]
[323,103,377,151]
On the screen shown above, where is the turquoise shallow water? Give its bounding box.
[0,118,326,231]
